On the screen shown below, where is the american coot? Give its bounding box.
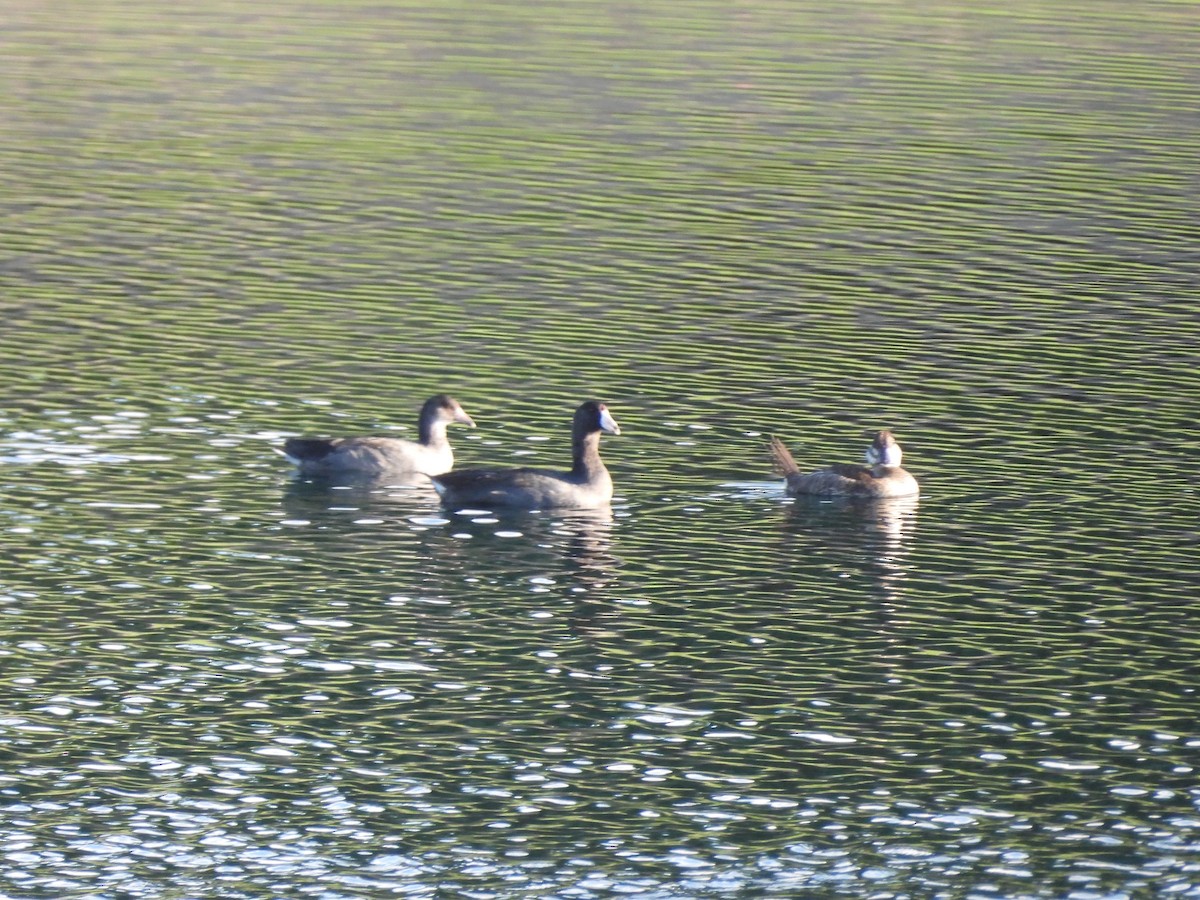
[431,400,620,509]
[282,394,475,477]
[769,430,919,498]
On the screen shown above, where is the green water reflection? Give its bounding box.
[2,0,1199,896]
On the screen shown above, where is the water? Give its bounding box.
[3,0,1200,897]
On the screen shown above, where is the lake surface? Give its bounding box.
[3,0,1199,896]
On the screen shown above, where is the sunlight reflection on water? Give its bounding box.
[1,0,1199,895]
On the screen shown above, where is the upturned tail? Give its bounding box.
[768,436,801,477]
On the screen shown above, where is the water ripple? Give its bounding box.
[1,0,1198,897]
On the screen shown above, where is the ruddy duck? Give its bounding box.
[769,430,919,498]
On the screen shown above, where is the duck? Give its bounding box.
[769,429,919,498]
[430,400,620,509]
[282,394,475,477]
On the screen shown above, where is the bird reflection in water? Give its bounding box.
[554,508,622,640]
[781,493,920,611]
[431,506,620,612]
[279,470,441,525]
